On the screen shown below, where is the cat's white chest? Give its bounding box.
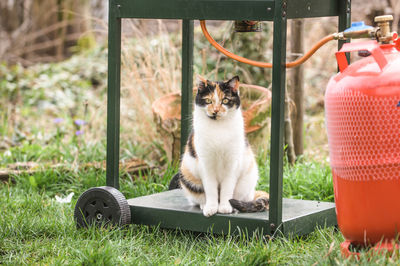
[193,107,244,180]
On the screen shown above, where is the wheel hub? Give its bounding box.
[96,212,103,221]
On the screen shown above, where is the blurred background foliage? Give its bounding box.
[1,0,400,167]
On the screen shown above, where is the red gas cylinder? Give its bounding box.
[325,39,400,248]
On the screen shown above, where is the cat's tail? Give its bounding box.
[229,191,269,212]
[168,172,182,190]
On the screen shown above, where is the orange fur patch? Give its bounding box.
[254,190,269,200]
[181,164,202,186]
[215,84,225,101]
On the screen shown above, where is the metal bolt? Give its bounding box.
[117,4,121,9]
[346,0,351,13]
[282,2,287,18]
[96,213,103,220]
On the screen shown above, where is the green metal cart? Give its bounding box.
[74,0,351,237]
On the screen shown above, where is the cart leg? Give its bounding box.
[338,0,351,61]
[106,3,122,189]
[180,20,194,155]
[269,0,287,234]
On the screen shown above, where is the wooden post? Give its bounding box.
[289,19,304,157]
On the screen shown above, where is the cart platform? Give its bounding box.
[128,189,336,236]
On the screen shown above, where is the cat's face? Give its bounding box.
[195,76,241,120]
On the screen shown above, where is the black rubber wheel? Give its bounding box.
[74,186,131,228]
[168,172,181,190]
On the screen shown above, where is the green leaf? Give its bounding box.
[28,176,38,189]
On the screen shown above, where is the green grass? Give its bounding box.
[1,144,399,265]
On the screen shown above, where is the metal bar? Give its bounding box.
[287,0,338,19]
[106,0,122,189]
[115,0,275,20]
[180,20,194,155]
[338,0,351,61]
[268,0,287,234]
[114,0,342,20]
[116,0,344,21]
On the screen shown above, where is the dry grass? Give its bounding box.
[119,20,183,161]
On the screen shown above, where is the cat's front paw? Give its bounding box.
[218,202,233,214]
[203,203,218,217]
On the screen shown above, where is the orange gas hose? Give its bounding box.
[200,20,335,68]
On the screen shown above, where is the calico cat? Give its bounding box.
[178,76,269,217]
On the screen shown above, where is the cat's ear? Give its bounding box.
[227,76,240,93]
[197,75,208,92]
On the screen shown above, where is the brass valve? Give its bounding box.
[374,15,393,44]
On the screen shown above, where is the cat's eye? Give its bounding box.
[222,98,230,104]
[205,98,212,104]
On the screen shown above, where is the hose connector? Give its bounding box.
[332,29,375,40]
[332,21,376,40]
[333,15,396,44]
